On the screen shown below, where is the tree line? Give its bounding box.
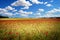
[0,16,9,18]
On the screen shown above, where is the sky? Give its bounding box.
[0,0,60,18]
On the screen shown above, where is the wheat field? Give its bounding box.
[0,18,60,40]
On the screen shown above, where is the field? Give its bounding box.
[0,18,60,40]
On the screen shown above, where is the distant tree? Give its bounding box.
[0,16,9,18]
[49,17,60,19]
[55,17,60,19]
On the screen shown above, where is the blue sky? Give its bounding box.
[0,0,60,18]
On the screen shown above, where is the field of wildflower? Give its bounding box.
[0,18,60,40]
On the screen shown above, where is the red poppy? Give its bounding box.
[12,32,19,38]
[3,38,8,40]
[16,32,19,35]
[8,32,12,35]
[45,31,48,36]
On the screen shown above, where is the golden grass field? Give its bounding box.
[0,18,60,40]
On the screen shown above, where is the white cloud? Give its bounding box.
[5,6,15,10]
[44,1,53,7]
[19,10,33,14]
[12,9,17,12]
[36,13,41,15]
[34,8,60,18]
[46,4,52,7]
[11,0,32,10]
[0,8,14,17]
[30,0,43,4]
[11,0,31,6]
[46,8,60,13]
[18,10,33,16]
[0,7,18,17]
[34,13,44,18]
[5,6,17,12]
[30,0,40,4]
[44,8,60,17]
[38,9,44,12]
[34,13,41,16]
[44,2,48,5]
[0,8,7,13]
[39,2,44,4]
[33,8,44,18]
[21,6,29,9]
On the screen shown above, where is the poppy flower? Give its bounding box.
[8,32,12,35]
[45,31,48,36]
[16,32,19,35]
[3,37,8,40]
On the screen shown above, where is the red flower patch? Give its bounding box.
[16,32,19,35]
[8,32,13,35]
[13,32,19,38]
[3,37,8,40]
[45,31,48,36]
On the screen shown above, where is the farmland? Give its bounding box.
[0,18,60,40]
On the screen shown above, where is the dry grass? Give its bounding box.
[0,18,60,40]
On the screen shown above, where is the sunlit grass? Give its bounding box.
[0,18,60,40]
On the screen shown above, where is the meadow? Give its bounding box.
[0,18,60,40]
